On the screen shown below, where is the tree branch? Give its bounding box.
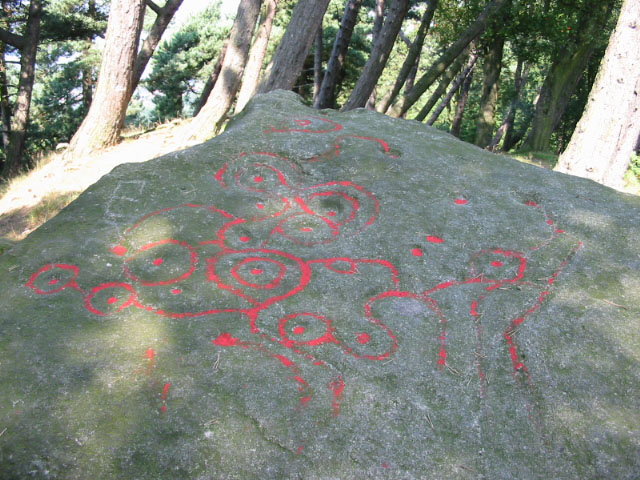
[145,0,162,15]
[0,27,25,49]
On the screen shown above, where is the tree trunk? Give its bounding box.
[0,42,11,153]
[258,0,330,93]
[236,0,277,112]
[414,50,472,122]
[313,24,323,104]
[342,0,410,111]
[66,0,145,160]
[450,61,474,138]
[388,0,509,118]
[554,0,640,190]
[427,52,478,125]
[193,39,229,116]
[522,0,614,152]
[189,0,262,141]
[489,60,529,151]
[474,32,505,147]
[131,0,185,93]
[365,0,386,110]
[2,0,41,178]
[315,0,363,109]
[377,0,438,114]
[81,0,97,112]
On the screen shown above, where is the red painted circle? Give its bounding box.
[230,257,287,289]
[84,283,137,316]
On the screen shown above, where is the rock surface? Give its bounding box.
[1,90,639,479]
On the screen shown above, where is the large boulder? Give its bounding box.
[1,91,638,479]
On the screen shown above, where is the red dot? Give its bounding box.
[426,235,443,243]
[454,198,468,205]
[145,348,155,359]
[555,229,565,234]
[253,176,263,183]
[48,278,59,285]
[546,220,554,225]
[327,211,336,217]
[111,245,128,256]
[411,248,423,257]
[171,289,181,295]
[160,405,167,413]
[293,326,306,335]
[356,333,371,344]
[250,268,263,275]
[153,258,163,266]
[300,227,313,232]
[256,203,265,209]
[107,297,118,305]
[239,236,250,242]
[490,261,503,267]
[525,201,538,207]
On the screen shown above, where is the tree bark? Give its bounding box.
[314,0,363,109]
[414,50,472,122]
[450,61,475,138]
[131,0,185,93]
[554,0,640,190]
[474,32,505,147]
[365,0,386,110]
[0,42,11,152]
[258,0,330,93]
[377,0,438,114]
[388,0,509,118]
[66,0,145,160]
[342,0,410,111]
[193,39,229,116]
[427,52,478,125]
[522,0,614,152]
[488,59,529,151]
[312,23,323,104]
[2,0,41,178]
[236,0,277,112]
[189,0,262,141]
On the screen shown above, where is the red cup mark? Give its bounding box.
[426,235,444,243]
[293,326,306,335]
[490,261,503,267]
[111,245,128,256]
[454,198,468,205]
[153,258,163,266]
[411,248,423,257]
[239,236,250,242]
[253,176,263,183]
[170,288,182,295]
[356,333,371,344]
[212,333,239,347]
[107,296,118,305]
[256,203,265,209]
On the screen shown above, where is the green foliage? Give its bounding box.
[29,39,102,153]
[144,2,229,122]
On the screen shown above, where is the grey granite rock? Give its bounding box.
[1,90,638,479]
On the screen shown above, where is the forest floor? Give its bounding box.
[0,120,638,247]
